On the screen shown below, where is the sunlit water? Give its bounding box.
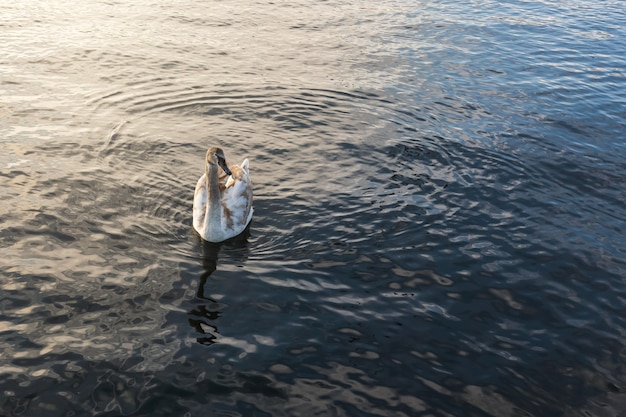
[1,0,625,416]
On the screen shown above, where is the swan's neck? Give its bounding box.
[203,163,222,236]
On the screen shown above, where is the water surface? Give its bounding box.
[1,0,625,416]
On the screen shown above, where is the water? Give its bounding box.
[1,0,625,415]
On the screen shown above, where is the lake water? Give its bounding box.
[1,0,625,416]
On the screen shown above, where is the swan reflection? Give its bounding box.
[189,226,251,345]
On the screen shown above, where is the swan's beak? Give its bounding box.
[218,156,232,176]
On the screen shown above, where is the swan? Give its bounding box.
[193,147,253,242]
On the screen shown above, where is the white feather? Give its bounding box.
[193,149,253,242]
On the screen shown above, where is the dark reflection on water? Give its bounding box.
[2,0,626,416]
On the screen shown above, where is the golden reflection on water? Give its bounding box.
[2,0,626,416]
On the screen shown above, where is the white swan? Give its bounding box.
[193,147,253,242]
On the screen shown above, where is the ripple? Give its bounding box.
[2,0,626,416]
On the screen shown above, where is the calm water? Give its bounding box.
[1,0,625,416]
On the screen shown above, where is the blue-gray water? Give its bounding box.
[1,0,625,416]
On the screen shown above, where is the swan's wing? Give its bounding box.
[221,159,253,231]
[224,159,250,189]
[192,173,207,230]
[240,158,249,173]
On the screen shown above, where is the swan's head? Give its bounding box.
[206,147,232,175]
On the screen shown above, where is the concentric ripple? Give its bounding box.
[1,0,625,416]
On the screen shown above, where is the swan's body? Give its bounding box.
[193,147,253,242]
